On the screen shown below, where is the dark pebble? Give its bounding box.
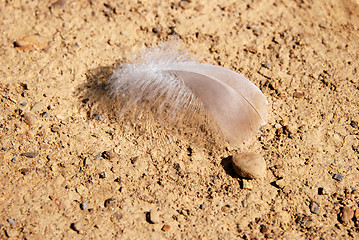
[333,173,343,181]
[99,172,106,178]
[20,152,38,158]
[11,158,16,163]
[309,201,319,214]
[7,219,14,226]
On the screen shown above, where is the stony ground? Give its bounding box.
[0,0,359,239]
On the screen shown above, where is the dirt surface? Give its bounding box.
[1,0,359,239]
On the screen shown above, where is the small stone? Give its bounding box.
[318,187,331,195]
[232,153,266,179]
[241,179,253,190]
[99,172,106,179]
[102,151,114,160]
[104,198,116,208]
[339,206,354,225]
[23,112,37,126]
[20,102,27,106]
[275,178,286,189]
[194,4,204,11]
[309,201,319,214]
[11,158,16,163]
[199,204,206,210]
[80,202,88,210]
[149,210,160,224]
[7,219,14,226]
[179,0,191,9]
[31,102,45,112]
[93,114,104,121]
[20,168,31,175]
[293,92,304,98]
[51,126,60,132]
[41,111,49,117]
[20,152,38,158]
[161,224,171,232]
[333,173,343,181]
[260,224,268,233]
[94,153,102,160]
[70,222,80,233]
[221,205,231,213]
[354,208,359,223]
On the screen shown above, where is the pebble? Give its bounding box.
[149,210,160,224]
[339,206,354,224]
[241,179,253,190]
[20,102,27,106]
[51,126,60,133]
[11,158,16,163]
[354,208,359,223]
[232,153,266,179]
[333,173,343,181]
[80,202,88,210]
[93,114,104,121]
[102,151,113,160]
[293,92,304,98]
[99,172,106,178]
[260,224,269,233]
[309,201,319,214]
[318,187,331,195]
[31,102,45,112]
[20,152,38,158]
[7,219,14,226]
[23,112,37,126]
[199,204,206,210]
[104,198,116,208]
[161,224,171,232]
[94,153,102,160]
[70,222,80,233]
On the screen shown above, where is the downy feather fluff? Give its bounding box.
[108,43,268,145]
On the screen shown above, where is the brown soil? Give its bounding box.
[1,0,359,239]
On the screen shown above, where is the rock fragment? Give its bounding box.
[80,202,88,210]
[333,173,343,181]
[232,153,266,179]
[161,224,171,232]
[309,201,319,214]
[23,112,37,126]
[148,210,160,224]
[339,206,354,225]
[20,152,38,158]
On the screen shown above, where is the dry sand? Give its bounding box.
[1,0,359,239]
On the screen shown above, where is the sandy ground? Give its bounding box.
[1,0,359,239]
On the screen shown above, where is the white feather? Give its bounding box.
[108,43,268,145]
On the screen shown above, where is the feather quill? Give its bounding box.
[108,43,268,145]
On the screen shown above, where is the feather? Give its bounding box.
[108,43,268,145]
